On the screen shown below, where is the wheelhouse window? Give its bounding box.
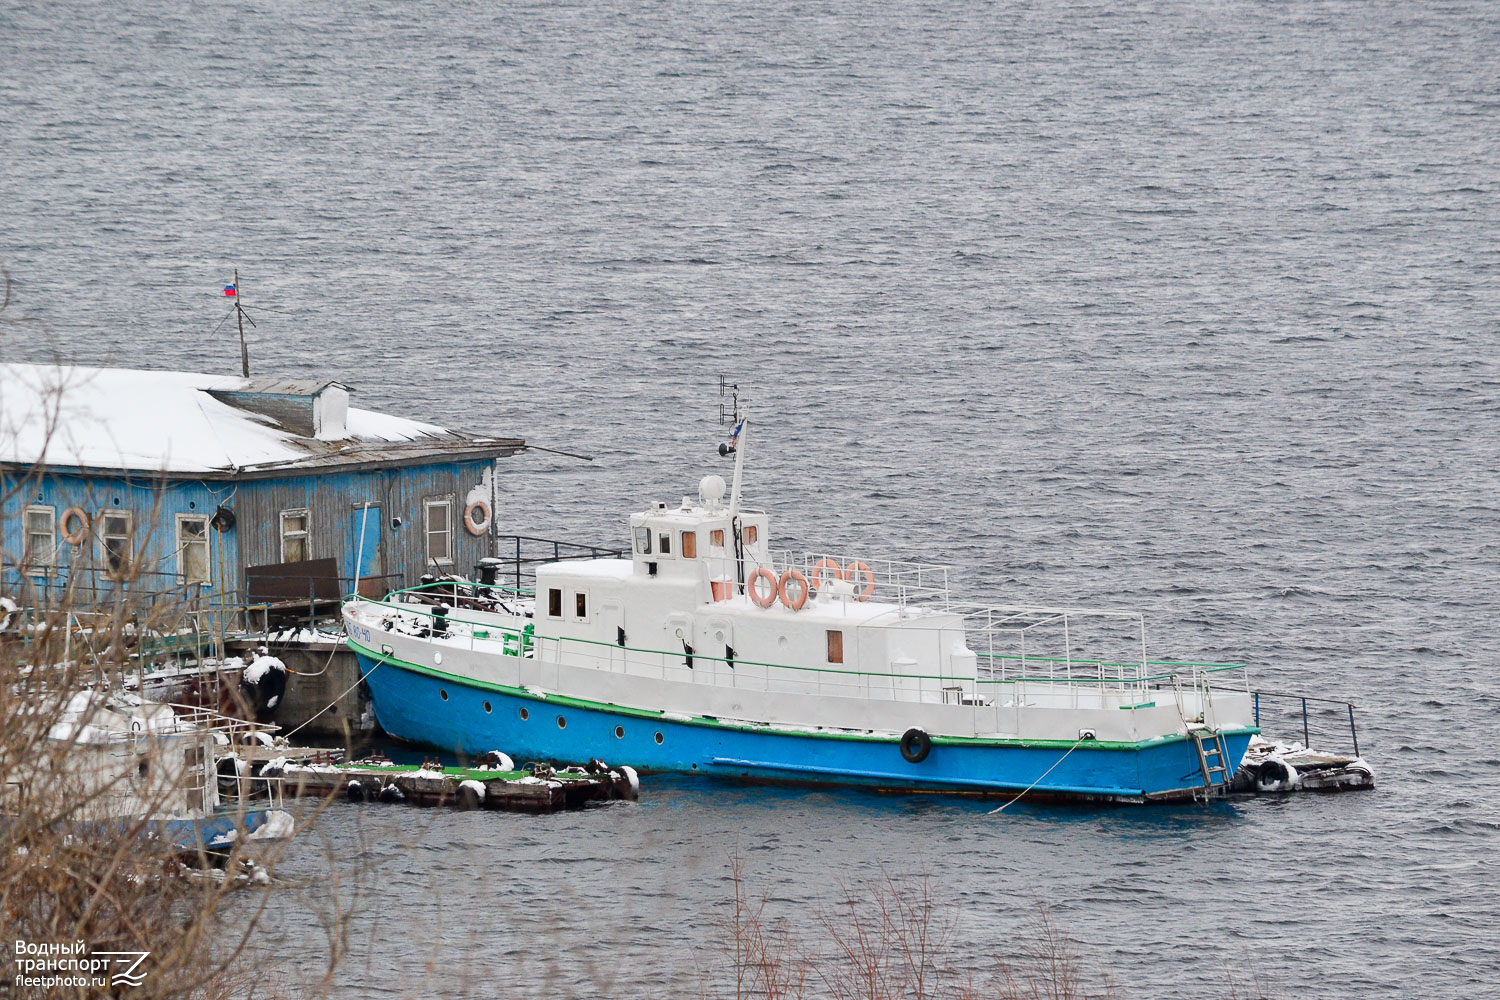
[281,509,311,563]
[177,515,210,585]
[101,511,132,577]
[634,526,652,555]
[658,531,672,556]
[826,630,844,664]
[743,524,759,545]
[23,505,55,571]
[709,529,724,547]
[574,591,588,620]
[547,588,563,618]
[424,498,453,564]
[681,531,697,558]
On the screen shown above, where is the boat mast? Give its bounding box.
[728,412,748,516]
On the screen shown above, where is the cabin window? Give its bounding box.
[710,529,724,547]
[744,524,759,545]
[23,505,55,571]
[681,531,697,558]
[424,498,454,564]
[659,532,672,556]
[827,630,844,664]
[635,526,652,555]
[101,511,132,577]
[176,515,210,585]
[280,509,310,563]
[547,588,562,618]
[574,591,588,620]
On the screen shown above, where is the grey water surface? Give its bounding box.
[3,1,1498,996]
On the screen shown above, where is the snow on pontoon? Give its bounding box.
[344,417,1261,803]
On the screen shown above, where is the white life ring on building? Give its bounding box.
[463,499,492,535]
[61,507,90,545]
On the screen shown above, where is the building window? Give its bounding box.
[710,529,724,547]
[634,526,652,555]
[681,531,697,558]
[177,515,210,585]
[100,511,132,577]
[424,498,454,564]
[827,630,844,664]
[281,509,311,563]
[23,505,55,571]
[658,532,672,556]
[547,588,562,618]
[744,524,758,545]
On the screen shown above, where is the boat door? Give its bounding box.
[348,503,385,598]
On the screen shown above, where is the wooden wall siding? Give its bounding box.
[1,457,498,608]
[0,472,238,605]
[234,458,497,589]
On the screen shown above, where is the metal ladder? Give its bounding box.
[1190,728,1232,795]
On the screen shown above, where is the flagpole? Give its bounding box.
[235,268,250,377]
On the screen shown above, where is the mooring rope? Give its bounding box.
[987,734,1088,816]
[277,650,390,743]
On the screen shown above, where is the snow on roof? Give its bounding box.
[0,364,520,477]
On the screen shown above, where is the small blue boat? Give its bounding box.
[344,416,1257,803]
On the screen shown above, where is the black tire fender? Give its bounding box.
[899,727,932,764]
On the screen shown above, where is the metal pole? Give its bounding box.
[1302,698,1310,748]
[235,269,250,378]
[1253,691,1260,728]
[1348,703,1359,757]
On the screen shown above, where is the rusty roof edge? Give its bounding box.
[0,440,527,483]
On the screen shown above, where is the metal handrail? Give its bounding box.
[345,595,1253,708]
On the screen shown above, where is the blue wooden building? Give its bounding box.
[0,364,524,620]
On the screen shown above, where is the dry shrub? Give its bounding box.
[0,471,341,998]
[716,860,1116,1000]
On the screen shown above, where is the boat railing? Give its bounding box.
[770,551,953,607]
[380,579,536,612]
[1251,689,1361,757]
[347,594,1250,714]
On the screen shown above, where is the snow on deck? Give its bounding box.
[0,363,498,475]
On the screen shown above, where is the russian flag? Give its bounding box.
[223,283,236,297]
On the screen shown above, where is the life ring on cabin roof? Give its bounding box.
[60,507,90,545]
[463,499,492,536]
[808,557,844,594]
[844,560,876,602]
[748,568,779,609]
[778,569,809,611]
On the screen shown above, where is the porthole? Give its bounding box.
[483,701,492,714]
[434,651,443,665]
[519,707,529,721]
[614,725,625,739]
[439,689,448,702]
[557,715,567,729]
[654,731,664,745]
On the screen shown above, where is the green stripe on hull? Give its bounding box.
[348,638,1258,752]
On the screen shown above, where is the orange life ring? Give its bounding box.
[844,560,876,602]
[61,507,90,545]
[463,499,492,536]
[808,557,844,594]
[778,569,809,611]
[748,567,779,609]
